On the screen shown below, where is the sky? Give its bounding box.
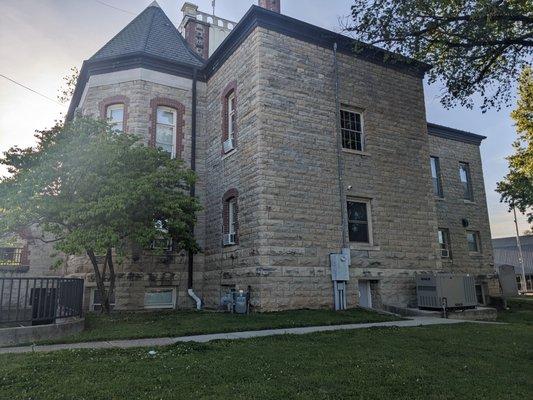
[0,0,529,238]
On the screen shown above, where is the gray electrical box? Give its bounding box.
[417,273,477,310]
[498,265,519,298]
[330,249,350,282]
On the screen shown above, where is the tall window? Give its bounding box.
[228,198,237,235]
[466,231,480,253]
[227,91,236,140]
[222,189,239,246]
[156,106,177,158]
[430,157,443,197]
[459,162,473,200]
[347,200,371,243]
[437,228,451,259]
[341,110,363,151]
[106,104,124,133]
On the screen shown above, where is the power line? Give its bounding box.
[0,74,62,105]
[93,0,137,15]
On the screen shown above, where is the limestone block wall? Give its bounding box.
[428,135,493,273]
[252,27,441,309]
[201,27,266,309]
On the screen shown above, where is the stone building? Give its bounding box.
[9,1,496,311]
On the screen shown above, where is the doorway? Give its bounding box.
[358,280,372,308]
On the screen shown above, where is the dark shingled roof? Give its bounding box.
[89,1,203,68]
[427,122,486,145]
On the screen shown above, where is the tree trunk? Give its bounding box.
[86,249,116,315]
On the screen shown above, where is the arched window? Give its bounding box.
[221,81,237,154]
[222,188,239,246]
[99,95,129,133]
[149,98,185,159]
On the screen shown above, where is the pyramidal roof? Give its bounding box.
[89,1,204,67]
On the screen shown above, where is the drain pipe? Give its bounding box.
[332,42,349,311]
[333,42,348,249]
[187,68,202,310]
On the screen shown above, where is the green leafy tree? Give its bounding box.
[0,117,200,313]
[346,0,532,110]
[497,67,533,225]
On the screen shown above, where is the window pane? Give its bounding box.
[467,232,479,252]
[157,109,174,125]
[347,201,367,222]
[144,290,173,308]
[459,163,472,200]
[341,110,363,151]
[348,222,369,243]
[431,157,443,197]
[347,201,369,243]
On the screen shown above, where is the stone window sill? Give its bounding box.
[222,148,237,160]
[435,196,445,202]
[462,199,476,205]
[349,243,380,251]
[342,148,370,157]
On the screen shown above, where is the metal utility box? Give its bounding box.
[330,249,350,282]
[417,273,477,310]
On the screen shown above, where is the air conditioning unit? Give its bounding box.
[223,233,236,246]
[417,273,477,310]
[223,138,235,154]
[441,249,450,258]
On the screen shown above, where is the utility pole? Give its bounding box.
[513,206,527,293]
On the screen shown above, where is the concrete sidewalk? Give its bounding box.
[0,317,488,355]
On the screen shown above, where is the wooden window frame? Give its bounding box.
[99,95,130,133]
[340,108,364,152]
[347,198,373,245]
[149,97,185,159]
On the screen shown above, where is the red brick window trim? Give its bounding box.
[222,188,239,245]
[149,97,186,159]
[99,95,130,133]
[221,81,238,153]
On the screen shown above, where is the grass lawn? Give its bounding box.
[37,308,400,344]
[1,323,531,400]
[497,297,533,325]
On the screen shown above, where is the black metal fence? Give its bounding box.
[0,278,84,326]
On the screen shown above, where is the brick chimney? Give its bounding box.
[258,0,281,13]
[180,2,210,60]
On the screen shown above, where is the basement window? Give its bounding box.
[144,288,175,309]
[340,109,364,152]
[91,289,116,312]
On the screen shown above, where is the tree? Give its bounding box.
[346,0,533,110]
[0,117,200,313]
[497,67,533,226]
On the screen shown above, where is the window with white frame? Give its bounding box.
[144,288,175,309]
[91,288,116,311]
[106,104,125,133]
[437,228,451,259]
[347,199,372,244]
[459,162,473,200]
[340,109,364,151]
[227,92,236,140]
[466,231,481,253]
[155,106,177,157]
[430,157,444,198]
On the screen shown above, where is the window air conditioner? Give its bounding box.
[223,138,235,154]
[223,233,236,246]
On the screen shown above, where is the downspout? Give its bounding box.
[187,68,202,310]
[332,42,349,311]
[333,43,348,249]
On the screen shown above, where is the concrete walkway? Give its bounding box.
[0,317,489,355]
